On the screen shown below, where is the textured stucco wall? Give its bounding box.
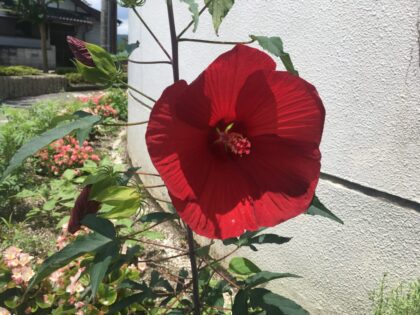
[128,1,420,314]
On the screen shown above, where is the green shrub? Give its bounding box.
[103,88,128,121]
[370,274,420,315]
[65,72,87,84]
[0,65,41,76]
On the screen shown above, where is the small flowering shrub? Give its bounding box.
[36,136,100,176]
[0,228,149,314]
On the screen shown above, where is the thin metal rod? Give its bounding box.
[132,7,172,61]
[128,59,172,65]
[178,38,256,45]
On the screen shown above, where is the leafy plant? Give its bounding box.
[0,65,41,76]
[370,274,420,315]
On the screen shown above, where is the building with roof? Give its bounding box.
[0,0,101,69]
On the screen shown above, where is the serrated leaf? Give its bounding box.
[306,195,344,224]
[25,232,113,295]
[205,0,235,35]
[1,115,101,180]
[181,0,199,32]
[85,42,117,75]
[74,59,110,84]
[249,288,309,315]
[251,35,298,75]
[93,186,140,204]
[245,271,301,288]
[229,257,261,275]
[90,241,120,299]
[232,289,249,315]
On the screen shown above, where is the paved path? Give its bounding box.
[1,90,102,108]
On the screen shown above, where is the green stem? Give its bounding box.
[102,120,148,127]
[178,38,256,45]
[122,82,156,103]
[128,59,172,65]
[132,7,172,61]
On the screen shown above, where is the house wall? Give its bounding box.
[0,36,56,69]
[127,1,420,314]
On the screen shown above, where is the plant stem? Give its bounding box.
[166,1,200,313]
[128,59,172,65]
[128,91,153,110]
[123,82,156,103]
[179,38,256,45]
[136,171,161,177]
[167,0,179,82]
[143,184,166,189]
[187,227,201,315]
[132,7,172,61]
[102,120,149,126]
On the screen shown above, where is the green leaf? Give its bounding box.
[232,289,249,315]
[245,271,301,288]
[229,257,261,275]
[85,42,117,76]
[74,59,110,84]
[99,199,139,219]
[249,288,309,315]
[93,186,139,204]
[141,230,165,240]
[180,0,199,32]
[25,232,114,295]
[248,234,291,250]
[126,41,140,54]
[306,195,344,224]
[90,241,120,299]
[1,115,101,180]
[205,0,235,35]
[251,35,298,75]
[98,283,118,306]
[139,212,178,223]
[81,214,116,239]
[108,293,144,314]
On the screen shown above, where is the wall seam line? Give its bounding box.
[320,172,420,213]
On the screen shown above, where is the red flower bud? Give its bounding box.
[66,36,95,67]
[68,185,101,234]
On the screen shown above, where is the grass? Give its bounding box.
[370,274,420,315]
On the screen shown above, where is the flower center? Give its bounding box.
[216,127,251,157]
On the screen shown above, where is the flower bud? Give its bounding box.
[68,185,101,234]
[66,36,95,67]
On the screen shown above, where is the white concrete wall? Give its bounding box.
[128,1,420,314]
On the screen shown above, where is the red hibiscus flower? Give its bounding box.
[68,185,101,234]
[146,45,325,239]
[66,36,95,67]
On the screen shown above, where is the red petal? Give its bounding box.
[68,185,101,234]
[175,45,276,128]
[146,81,210,201]
[238,135,321,227]
[236,70,325,146]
